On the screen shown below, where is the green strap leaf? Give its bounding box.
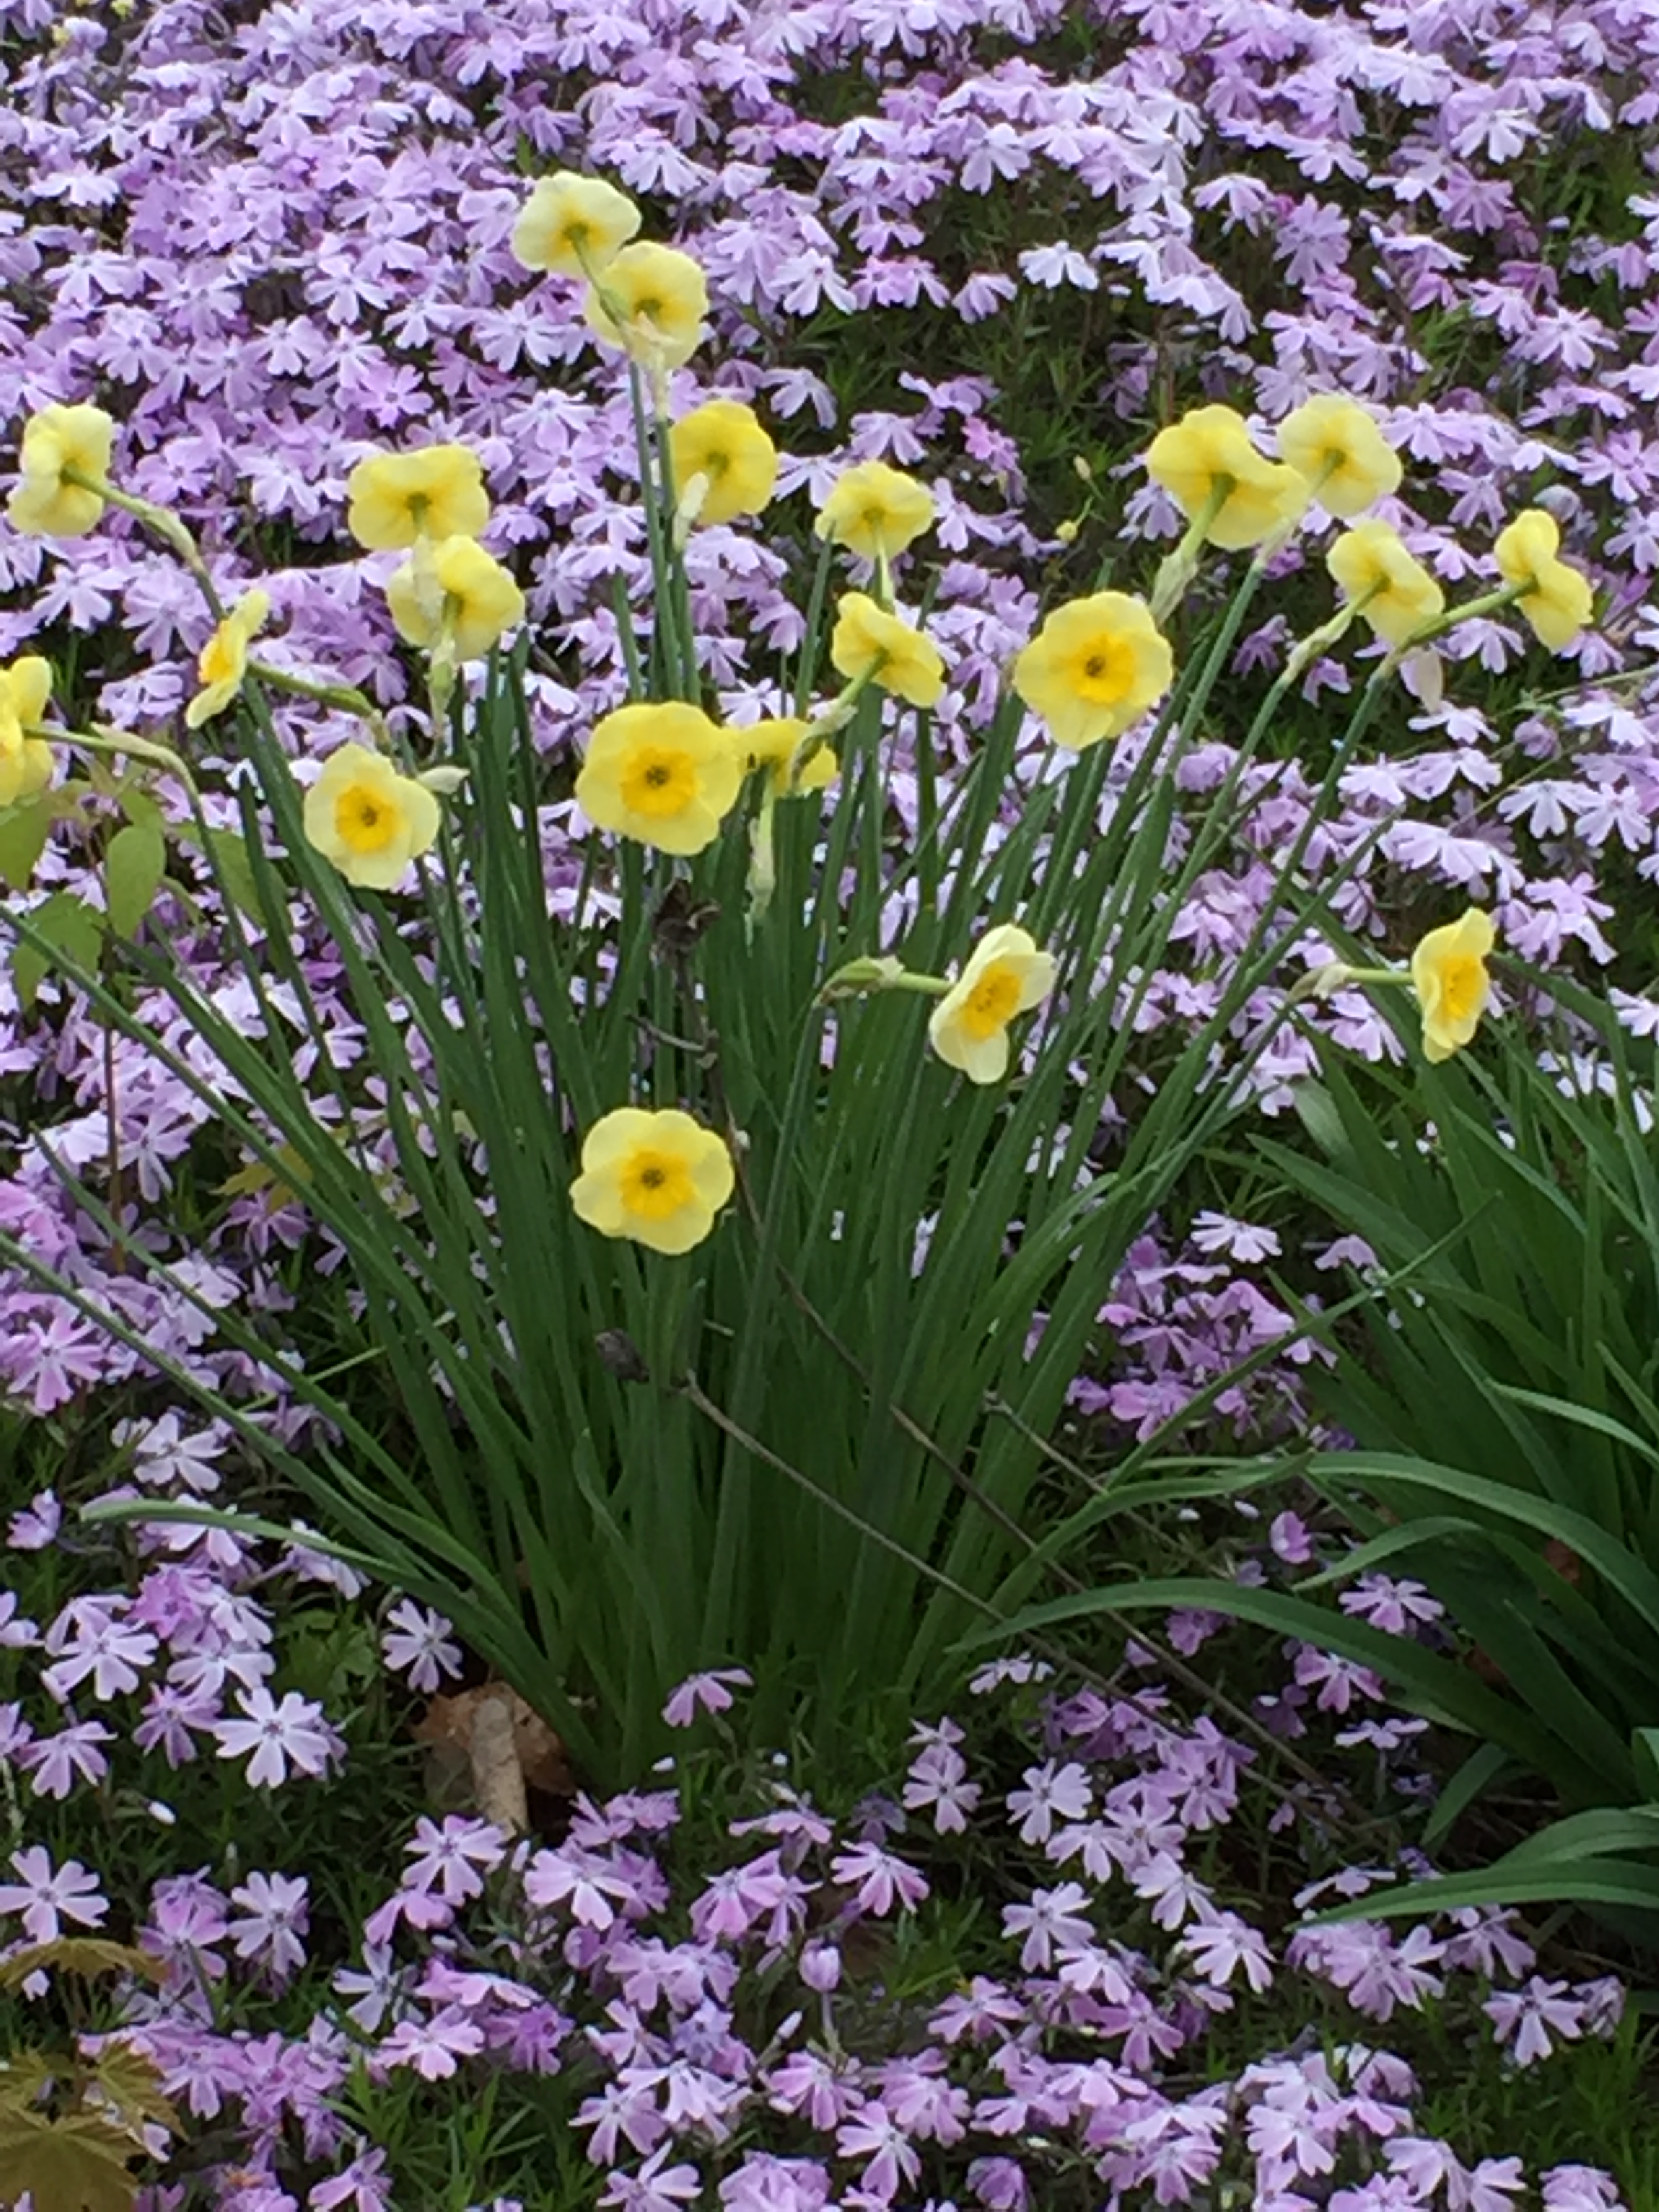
[104,822,167,941]
[12,891,103,1009]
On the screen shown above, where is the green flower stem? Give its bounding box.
[247,661,391,749]
[1391,579,1528,657]
[33,721,200,802]
[62,468,225,621]
[1148,478,1233,623]
[790,535,838,716]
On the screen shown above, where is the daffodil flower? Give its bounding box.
[829,593,945,709]
[385,537,525,663]
[186,590,271,729]
[570,1106,735,1256]
[1146,403,1309,551]
[575,702,743,856]
[1325,522,1444,647]
[511,171,640,278]
[346,445,490,552]
[1494,509,1594,652]
[583,243,708,372]
[1012,592,1173,750]
[301,743,442,891]
[928,924,1057,1084]
[668,400,777,527]
[1277,395,1402,518]
[814,461,936,562]
[1411,909,1496,1063]
[7,403,116,539]
[0,657,56,807]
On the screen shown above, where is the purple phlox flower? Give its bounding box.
[1541,2166,1629,2212]
[611,1935,736,2018]
[903,1740,982,1834]
[720,2154,835,2212]
[213,1685,342,1788]
[227,1870,310,1986]
[1006,1759,1091,1845]
[1287,1921,1445,2022]
[0,1845,108,1944]
[662,1666,752,1727]
[1338,1572,1444,1633]
[112,1411,230,1492]
[375,2005,487,2081]
[1176,1909,1275,1992]
[332,1942,411,2034]
[141,1870,229,1986]
[765,2047,866,2129]
[1190,1211,1282,1262]
[20,1717,116,1799]
[9,1489,63,1549]
[1483,1975,1588,2066]
[1268,1511,1315,1565]
[799,1940,842,1994]
[380,1597,463,1692]
[907,1714,965,1753]
[1132,1852,1216,1931]
[690,1849,808,1944]
[928,1976,1025,2047]
[1002,1881,1093,1971]
[600,2148,702,2212]
[837,2100,922,2200]
[967,1655,1052,1696]
[0,1591,39,1647]
[729,1790,835,1848]
[876,2049,969,2144]
[134,1681,220,1767]
[1292,1645,1387,1711]
[309,2150,393,2212]
[523,1843,642,1931]
[42,1593,159,1701]
[967,2157,1028,2212]
[403,1814,507,1906]
[829,1839,928,1919]
[1112,2097,1228,2205]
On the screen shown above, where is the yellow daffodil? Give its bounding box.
[0,656,55,808]
[1410,908,1496,1063]
[1326,521,1444,647]
[302,743,442,891]
[185,589,271,730]
[570,1105,735,1257]
[346,444,490,552]
[7,403,116,539]
[511,171,640,277]
[1012,592,1172,751]
[1276,395,1401,518]
[928,923,1057,1085]
[814,460,935,561]
[1145,403,1308,550]
[576,701,742,856]
[583,243,708,371]
[743,717,837,796]
[668,400,777,526]
[1494,508,1594,652]
[830,592,945,709]
[385,537,525,662]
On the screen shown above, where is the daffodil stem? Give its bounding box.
[1148,479,1232,623]
[33,721,200,801]
[247,661,390,747]
[63,470,225,621]
[1392,580,1528,657]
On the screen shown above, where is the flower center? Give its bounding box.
[621,1147,694,1221]
[1073,636,1136,703]
[961,962,1023,1040]
[337,783,400,854]
[1437,954,1485,1021]
[621,746,698,818]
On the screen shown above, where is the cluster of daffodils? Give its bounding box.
[1,172,1597,1265]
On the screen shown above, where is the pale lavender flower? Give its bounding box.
[21,1718,115,1799]
[1484,1977,1586,2066]
[213,1687,341,1788]
[663,1667,752,1727]
[228,1871,310,1986]
[1006,1759,1090,1845]
[600,2150,702,2212]
[403,1816,506,1907]
[0,1845,107,1944]
[375,2006,487,2080]
[380,1599,463,1692]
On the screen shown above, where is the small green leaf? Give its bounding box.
[205,827,264,921]
[104,823,167,941]
[0,802,52,894]
[12,893,103,1010]
[115,786,164,839]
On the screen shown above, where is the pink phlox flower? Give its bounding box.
[9,1488,64,1546]
[380,1599,463,1692]
[569,1788,680,1848]
[212,1687,341,1788]
[227,1870,310,1986]
[418,1960,541,2013]
[611,1935,735,2017]
[141,1870,229,1986]
[829,1840,928,1919]
[309,2149,393,2212]
[523,1843,638,1929]
[1483,1975,1587,2066]
[0,1845,108,1944]
[1191,1211,1282,1262]
[599,2147,702,2212]
[20,1717,115,1798]
[1269,1511,1315,1564]
[1439,1904,1532,1982]
[1176,1910,1275,1992]
[928,1975,1026,2046]
[134,1681,220,1767]
[402,1814,507,1906]
[375,2005,486,2081]
[966,2156,1029,2212]
[836,2100,922,2200]
[967,1654,1052,1695]
[765,2047,865,2129]
[1111,2097,1228,2205]
[662,1666,752,1727]
[903,1740,982,1834]
[1339,1573,1444,1633]
[362,1885,454,1948]
[729,1790,835,1848]
[1002,1881,1093,1970]
[644,2053,748,2136]
[907,1714,965,1753]
[113,1410,230,1492]
[1328,2183,1422,2211]
[1054,1936,1136,2001]
[690,1849,808,1944]
[1006,1759,1091,1845]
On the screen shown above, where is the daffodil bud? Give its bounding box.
[417,764,471,796]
